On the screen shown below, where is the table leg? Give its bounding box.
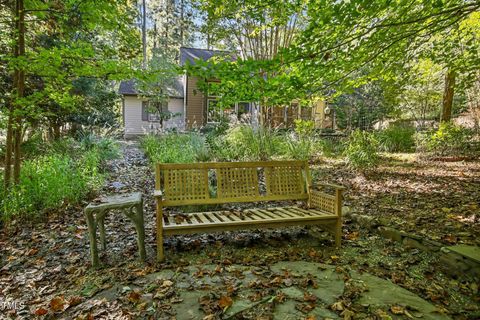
[85,209,99,268]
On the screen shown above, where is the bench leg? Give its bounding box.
[85,209,100,268]
[156,202,164,262]
[335,219,342,248]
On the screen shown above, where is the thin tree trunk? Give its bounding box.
[4,107,13,191]
[141,0,147,68]
[180,0,184,46]
[13,0,25,184]
[441,69,455,122]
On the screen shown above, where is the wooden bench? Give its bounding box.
[154,161,345,261]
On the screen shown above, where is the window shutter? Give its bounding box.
[141,101,149,121]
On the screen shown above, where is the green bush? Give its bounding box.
[284,136,314,161]
[417,122,475,156]
[141,133,211,163]
[0,133,117,224]
[214,125,283,161]
[377,124,416,152]
[344,130,379,169]
[315,138,346,158]
[0,151,104,223]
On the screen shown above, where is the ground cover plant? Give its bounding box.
[0,135,118,225]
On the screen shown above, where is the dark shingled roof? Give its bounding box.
[180,47,235,66]
[118,77,184,98]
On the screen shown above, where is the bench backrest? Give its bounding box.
[155,161,311,207]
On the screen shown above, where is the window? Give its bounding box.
[207,100,251,123]
[142,101,168,122]
[207,99,222,123]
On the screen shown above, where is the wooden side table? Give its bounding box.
[84,192,146,268]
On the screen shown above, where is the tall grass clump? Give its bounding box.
[284,120,316,160]
[377,124,416,152]
[344,130,379,169]
[416,122,476,156]
[1,151,104,223]
[141,133,211,163]
[211,125,283,161]
[0,134,118,224]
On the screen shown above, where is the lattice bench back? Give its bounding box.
[155,161,311,207]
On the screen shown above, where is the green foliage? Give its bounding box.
[0,151,104,223]
[377,124,416,153]
[283,120,317,160]
[0,133,119,223]
[215,126,283,161]
[78,132,120,161]
[140,133,211,164]
[344,130,379,169]
[284,135,314,161]
[418,122,476,156]
[293,119,315,137]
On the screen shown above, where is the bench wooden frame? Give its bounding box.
[154,161,345,261]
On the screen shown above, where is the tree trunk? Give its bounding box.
[4,107,13,191]
[12,0,25,184]
[180,0,184,46]
[441,69,455,122]
[141,0,147,68]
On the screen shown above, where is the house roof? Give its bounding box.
[179,47,235,66]
[118,77,184,98]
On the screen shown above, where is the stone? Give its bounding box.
[171,291,204,320]
[280,287,304,300]
[440,246,480,278]
[352,272,450,320]
[111,181,126,189]
[350,214,378,229]
[444,245,480,263]
[403,237,432,252]
[271,261,344,305]
[273,299,340,320]
[377,226,403,242]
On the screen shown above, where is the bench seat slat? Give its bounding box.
[247,209,270,220]
[261,208,288,218]
[163,206,337,234]
[274,207,296,218]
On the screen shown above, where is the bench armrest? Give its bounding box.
[308,183,345,216]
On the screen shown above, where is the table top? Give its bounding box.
[85,192,142,211]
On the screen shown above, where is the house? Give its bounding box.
[119,47,328,137]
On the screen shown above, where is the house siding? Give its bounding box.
[186,76,205,128]
[124,96,185,137]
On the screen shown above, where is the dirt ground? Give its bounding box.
[0,143,478,319]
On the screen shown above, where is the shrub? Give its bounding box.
[377,124,416,152]
[417,122,475,156]
[0,151,104,223]
[285,135,314,160]
[141,133,211,163]
[344,130,379,169]
[277,120,316,161]
[216,125,283,161]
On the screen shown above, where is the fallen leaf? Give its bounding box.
[331,301,344,311]
[34,307,48,316]
[390,305,405,315]
[49,296,65,312]
[218,296,233,309]
[127,291,142,303]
